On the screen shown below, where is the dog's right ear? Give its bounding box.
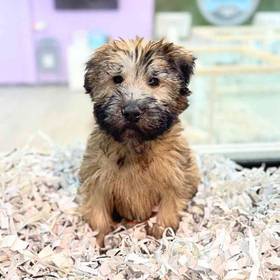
[83,44,111,96]
[84,57,97,95]
[84,67,92,94]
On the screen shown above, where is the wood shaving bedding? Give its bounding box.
[0,141,279,279]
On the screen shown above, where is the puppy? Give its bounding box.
[79,38,200,246]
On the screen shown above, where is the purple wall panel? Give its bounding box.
[31,0,154,39]
[0,0,36,84]
[0,0,154,84]
[31,0,154,83]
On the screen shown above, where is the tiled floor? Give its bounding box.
[0,86,92,152]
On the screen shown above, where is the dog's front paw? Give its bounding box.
[146,213,180,239]
[146,222,165,239]
[95,232,106,248]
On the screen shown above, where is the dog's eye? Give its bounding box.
[113,75,124,84]
[148,77,160,87]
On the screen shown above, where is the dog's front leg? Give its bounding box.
[147,193,184,239]
[80,180,113,247]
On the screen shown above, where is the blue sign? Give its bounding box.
[197,0,260,25]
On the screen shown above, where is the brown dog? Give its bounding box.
[79,38,200,246]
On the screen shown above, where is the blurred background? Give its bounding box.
[1,0,280,164]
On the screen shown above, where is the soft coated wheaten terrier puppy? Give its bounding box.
[79,38,200,247]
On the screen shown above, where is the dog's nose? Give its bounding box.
[122,102,141,123]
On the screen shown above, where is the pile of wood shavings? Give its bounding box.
[0,144,280,279]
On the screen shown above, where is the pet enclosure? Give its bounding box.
[181,26,280,161]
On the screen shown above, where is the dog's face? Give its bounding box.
[84,38,195,142]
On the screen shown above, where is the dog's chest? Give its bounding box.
[105,152,163,221]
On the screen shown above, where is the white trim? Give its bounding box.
[193,142,280,161]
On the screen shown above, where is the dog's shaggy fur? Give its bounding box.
[79,38,200,246]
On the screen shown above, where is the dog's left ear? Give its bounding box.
[174,53,196,86]
[171,49,196,96]
[160,42,196,94]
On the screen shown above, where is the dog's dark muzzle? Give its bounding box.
[122,101,142,123]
